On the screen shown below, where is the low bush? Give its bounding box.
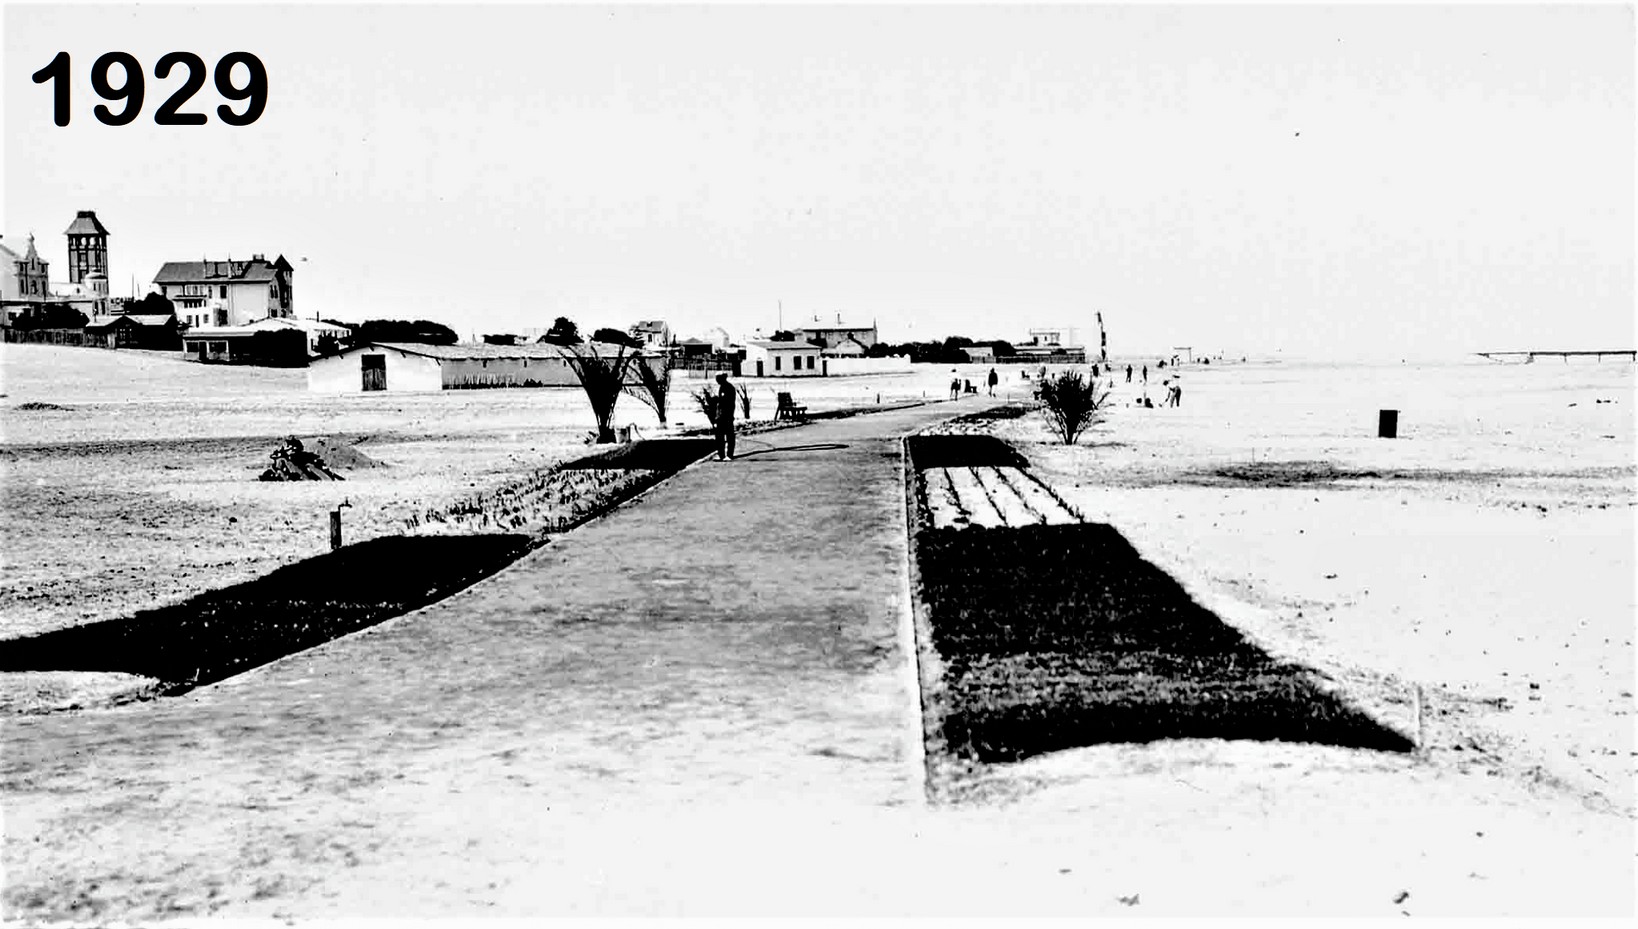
[1037,370,1109,444]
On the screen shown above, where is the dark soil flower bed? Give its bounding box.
[906,435,1413,765]
[906,434,1031,470]
[945,402,1037,424]
[0,535,535,690]
[560,438,717,471]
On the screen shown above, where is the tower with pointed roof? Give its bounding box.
[64,211,109,301]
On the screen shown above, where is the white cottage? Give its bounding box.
[307,341,659,393]
[740,340,824,378]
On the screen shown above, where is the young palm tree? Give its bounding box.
[563,343,639,443]
[628,351,675,426]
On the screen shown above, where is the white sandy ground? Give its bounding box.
[939,359,1635,890]
[3,348,1634,917]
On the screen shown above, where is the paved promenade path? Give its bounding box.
[2,402,977,920]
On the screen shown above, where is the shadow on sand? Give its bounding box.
[0,535,534,690]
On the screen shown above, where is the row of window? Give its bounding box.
[167,283,281,298]
[773,355,817,371]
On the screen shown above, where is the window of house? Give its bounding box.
[220,285,227,298]
[208,341,227,354]
[807,356,815,370]
[774,356,781,371]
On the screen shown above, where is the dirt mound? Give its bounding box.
[255,436,386,480]
[303,435,387,470]
[14,402,72,411]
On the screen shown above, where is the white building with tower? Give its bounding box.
[1,210,114,321]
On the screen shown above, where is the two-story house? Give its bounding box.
[154,254,294,329]
[791,314,877,353]
[628,320,671,349]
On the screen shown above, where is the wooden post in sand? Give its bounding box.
[1414,684,1427,755]
[330,499,351,551]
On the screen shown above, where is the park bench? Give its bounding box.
[775,392,809,422]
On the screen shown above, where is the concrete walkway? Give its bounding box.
[1,401,976,920]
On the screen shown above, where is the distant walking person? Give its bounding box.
[1091,363,1100,379]
[1141,364,1148,384]
[949,370,961,400]
[1172,380,1183,407]
[987,367,998,396]
[1125,364,1133,383]
[714,373,737,461]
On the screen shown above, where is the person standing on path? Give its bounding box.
[949,369,961,400]
[714,373,737,460]
[987,367,998,396]
[1126,364,1133,383]
[1141,364,1148,384]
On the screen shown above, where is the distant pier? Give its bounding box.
[1475,350,1637,363]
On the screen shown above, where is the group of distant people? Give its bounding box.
[950,368,1002,399]
[943,354,1205,410]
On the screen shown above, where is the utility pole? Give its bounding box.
[778,299,783,332]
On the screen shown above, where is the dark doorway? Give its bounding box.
[361,354,386,391]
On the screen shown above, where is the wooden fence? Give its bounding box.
[2,328,110,347]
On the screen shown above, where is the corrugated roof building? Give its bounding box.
[308,341,663,393]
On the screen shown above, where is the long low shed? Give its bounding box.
[308,341,661,392]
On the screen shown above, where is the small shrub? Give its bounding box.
[1038,370,1109,444]
[691,387,719,428]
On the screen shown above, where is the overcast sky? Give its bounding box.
[4,4,1631,359]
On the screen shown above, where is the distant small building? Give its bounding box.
[85,313,181,350]
[791,314,877,350]
[182,324,307,366]
[237,316,353,356]
[961,345,995,362]
[741,340,823,377]
[155,254,294,329]
[1008,326,1086,363]
[822,337,868,358]
[307,341,661,393]
[629,320,671,349]
[676,338,716,359]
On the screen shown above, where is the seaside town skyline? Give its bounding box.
[6,5,1632,358]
